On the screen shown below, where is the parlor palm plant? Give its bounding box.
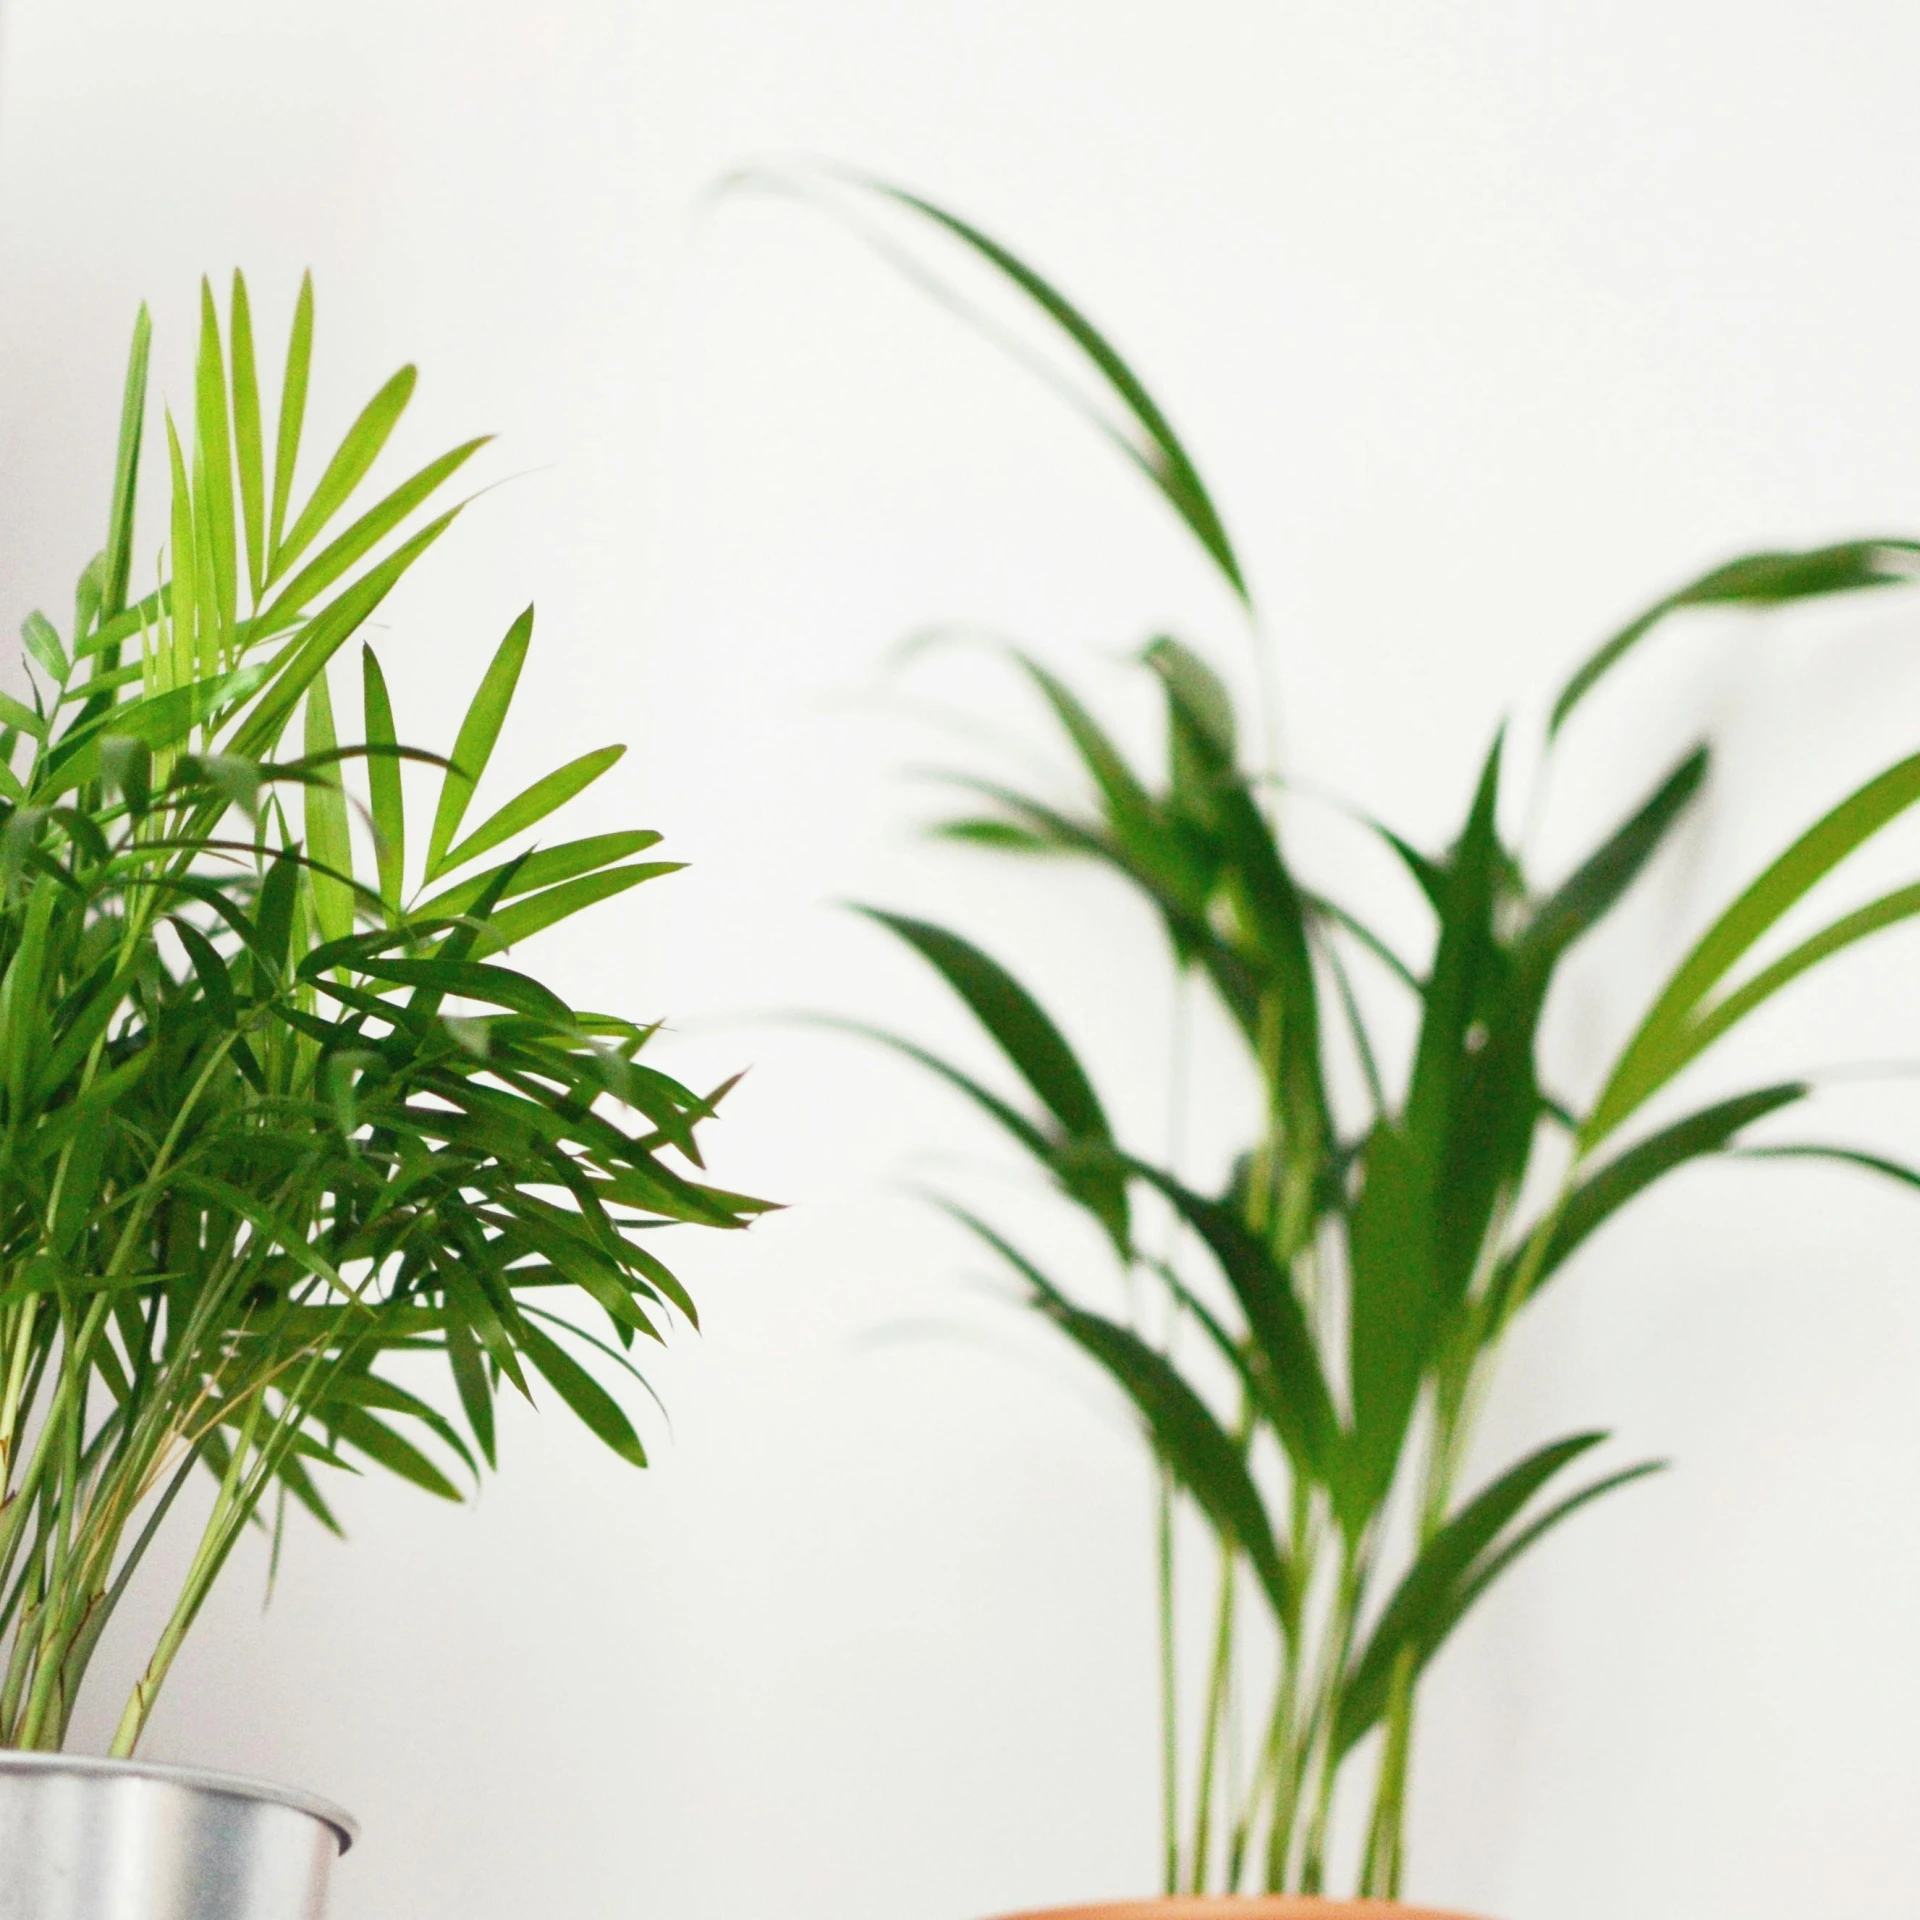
[0,275,765,1755]
[809,180,1920,1900]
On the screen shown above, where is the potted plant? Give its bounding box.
[0,275,766,1917]
[800,179,1920,1915]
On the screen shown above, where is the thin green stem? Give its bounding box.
[1297,1535,1369,1893]
[1253,1471,1320,1890]
[1157,1465,1179,1896]
[0,1296,42,1463]
[1243,1644,1296,1890]
[1187,1538,1238,1892]
[111,1335,335,1758]
[1359,1650,1417,1898]
[110,1393,264,1758]
[57,1445,200,1741]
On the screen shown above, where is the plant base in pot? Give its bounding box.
[0,1754,354,1920]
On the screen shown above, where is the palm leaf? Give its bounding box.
[785,170,1249,602]
[858,908,1111,1142]
[424,607,533,879]
[1587,750,1920,1146]
[1041,1296,1294,1632]
[267,273,314,566]
[1551,541,1920,737]
[1333,1433,1610,1755]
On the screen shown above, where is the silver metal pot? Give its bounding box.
[0,1752,355,1920]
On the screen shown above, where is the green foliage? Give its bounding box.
[827,182,1920,1898]
[0,276,765,1757]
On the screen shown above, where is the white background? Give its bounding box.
[2,5,1920,1918]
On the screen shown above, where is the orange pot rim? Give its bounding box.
[986,1900,1487,1920]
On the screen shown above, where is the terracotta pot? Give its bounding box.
[988,1902,1483,1920]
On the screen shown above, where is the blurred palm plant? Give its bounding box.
[0,276,765,1755]
[818,180,1920,1898]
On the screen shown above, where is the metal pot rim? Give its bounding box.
[0,1750,357,1854]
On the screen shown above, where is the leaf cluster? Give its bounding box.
[0,276,764,1756]
[817,178,1920,1898]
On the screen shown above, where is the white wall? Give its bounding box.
[3,5,1920,1917]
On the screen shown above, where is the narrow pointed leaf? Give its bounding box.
[444,1305,497,1468]
[102,304,152,621]
[1520,747,1709,965]
[230,508,460,763]
[480,862,681,950]
[256,436,489,635]
[868,180,1250,602]
[418,831,662,919]
[1124,1161,1338,1482]
[1343,1120,1439,1528]
[269,273,314,565]
[859,908,1111,1143]
[518,1319,647,1467]
[1334,1433,1608,1754]
[303,670,354,945]
[195,278,239,643]
[1041,1297,1294,1630]
[1552,540,1920,737]
[1587,749,1920,1146]
[165,413,199,698]
[273,364,417,581]
[361,646,404,916]
[230,270,267,603]
[1142,635,1236,762]
[330,1406,461,1501]
[21,614,67,687]
[439,744,624,874]
[330,956,572,1023]
[425,606,533,879]
[1016,653,1157,835]
[1672,882,1920,1076]
[930,818,1053,851]
[1403,736,1504,1162]
[1733,1141,1920,1192]
[1504,1083,1805,1314]
[1454,1462,1667,1619]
